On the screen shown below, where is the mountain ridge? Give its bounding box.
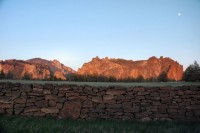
[78,56,183,81]
[0,56,183,81]
[0,58,75,80]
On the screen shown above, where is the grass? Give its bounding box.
[0,115,200,133]
[0,80,200,87]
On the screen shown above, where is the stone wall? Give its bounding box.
[0,82,200,121]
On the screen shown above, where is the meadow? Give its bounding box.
[1,80,200,87]
[0,115,200,133]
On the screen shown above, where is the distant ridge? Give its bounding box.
[0,56,183,81]
[0,58,75,80]
[78,56,183,81]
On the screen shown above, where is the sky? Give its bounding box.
[0,0,200,70]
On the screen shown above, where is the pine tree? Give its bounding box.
[157,72,168,82]
[0,70,6,79]
[183,61,200,81]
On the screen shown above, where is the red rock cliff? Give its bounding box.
[77,56,183,81]
[27,58,75,80]
[0,59,50,79]
[0,58,75,80]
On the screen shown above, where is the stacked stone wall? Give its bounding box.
[0,82,199,121]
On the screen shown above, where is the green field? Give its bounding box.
[0,115,199,133]
[0,80,200,87]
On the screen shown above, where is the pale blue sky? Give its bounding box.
[0,0,200,70]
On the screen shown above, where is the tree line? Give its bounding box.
[0,70,33,80]
[0,70,170,82]
[66,72,170,82]
[0,61,200,82]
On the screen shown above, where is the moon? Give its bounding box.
[178,13,181,16]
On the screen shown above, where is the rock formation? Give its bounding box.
[78,56,183,81]
[0,56,183,81]
[0,59,50,80]
[0,58,75,80]
[27,58,75,80]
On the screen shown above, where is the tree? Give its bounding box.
[135,75,144,82]
[67,73,78,81]
[0,70,6,79]
[5,71,14,79]
[49,73,55,81]
[157,72,168,82]
[183,61,200,82]
[22,73,32,80]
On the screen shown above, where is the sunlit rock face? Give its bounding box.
[27,58,76,80]
[0,59,51,79]
[78,56,183,81]
[0,58,75,80]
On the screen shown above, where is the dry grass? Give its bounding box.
[0,80,200,87]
